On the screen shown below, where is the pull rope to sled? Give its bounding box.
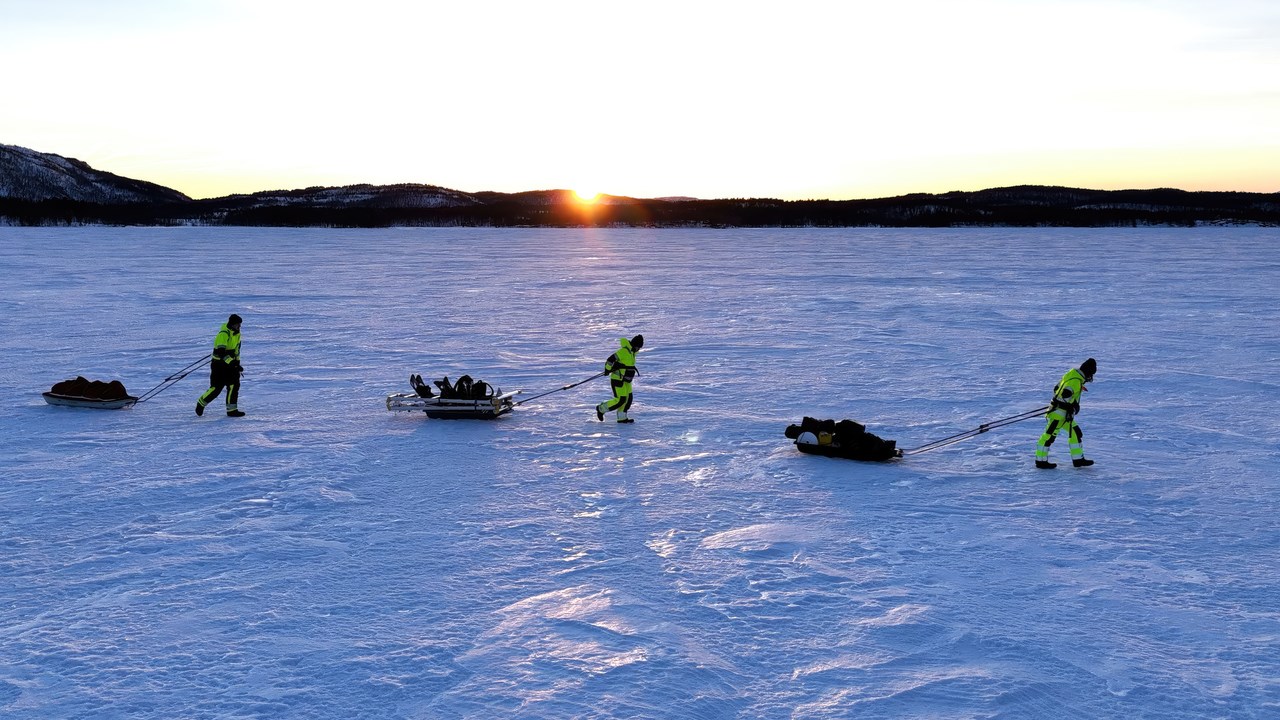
[135,354,212,404]
[514,371,608,407]
[899,406,1051,456]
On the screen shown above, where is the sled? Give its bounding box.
[786,417,902,462]
[387,373,520,420]
[43,392,138,409]
[386,390,521,419]
[43,376,137,409]
[793,439,901,461]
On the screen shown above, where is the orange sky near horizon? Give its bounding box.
[2,0,1277,200]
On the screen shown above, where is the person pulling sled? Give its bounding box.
[1034,357,1096,468]
[196,314,245,418]
[596,334,643,423]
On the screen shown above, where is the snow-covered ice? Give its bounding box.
[2,226,1278,718]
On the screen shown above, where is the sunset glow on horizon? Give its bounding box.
[2,0,1278,201]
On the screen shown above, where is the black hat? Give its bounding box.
[630,334,644,351]
[1081,357,1097,379]
[228,314,243,326]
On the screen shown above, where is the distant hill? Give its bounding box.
[2,143,1278,227]
[0,144,189,204]
[213,183,483,209]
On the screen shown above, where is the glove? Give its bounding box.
[1071,401,1080,415]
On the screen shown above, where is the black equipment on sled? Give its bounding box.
[387,374,520,419]
[43,376,138,409]
[785,417,902,461]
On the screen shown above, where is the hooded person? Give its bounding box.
[596,334,643,423]
[196,313,245,417]
[1035,357,1096,468]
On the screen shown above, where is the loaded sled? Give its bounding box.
[43,376,138,409]
[785,417,902,461]
[386,374,520,419]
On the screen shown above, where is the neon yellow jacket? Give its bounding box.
[213,323,241,367]
[605,338,637,381]
[1051,368,1086,416]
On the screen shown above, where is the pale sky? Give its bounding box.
[3,0,1278,200]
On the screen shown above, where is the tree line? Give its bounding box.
[3,188,1278,227]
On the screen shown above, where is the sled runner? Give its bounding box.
[785,417,902,461]
[386,374,520,419]
[43,377,138,409]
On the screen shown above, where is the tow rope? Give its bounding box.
[514,370,608,407]
[134,354,212,404]
[900,405,1051,456]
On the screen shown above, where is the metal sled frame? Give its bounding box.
[385,390,521,419]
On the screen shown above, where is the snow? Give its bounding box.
[2,226,1278,718]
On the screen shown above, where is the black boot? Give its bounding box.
[227,409,246,417]
[595,404,604,421]
[1035,460,1057,469]
[1073,458,1094,467]
[195,402,204,417]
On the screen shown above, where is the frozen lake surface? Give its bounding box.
[2,226,1278,718]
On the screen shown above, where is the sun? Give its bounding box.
[573,188,602,204]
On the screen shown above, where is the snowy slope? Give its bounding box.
[0,144,189,203]
[1,227,1278,718]
[211,184,483,209]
